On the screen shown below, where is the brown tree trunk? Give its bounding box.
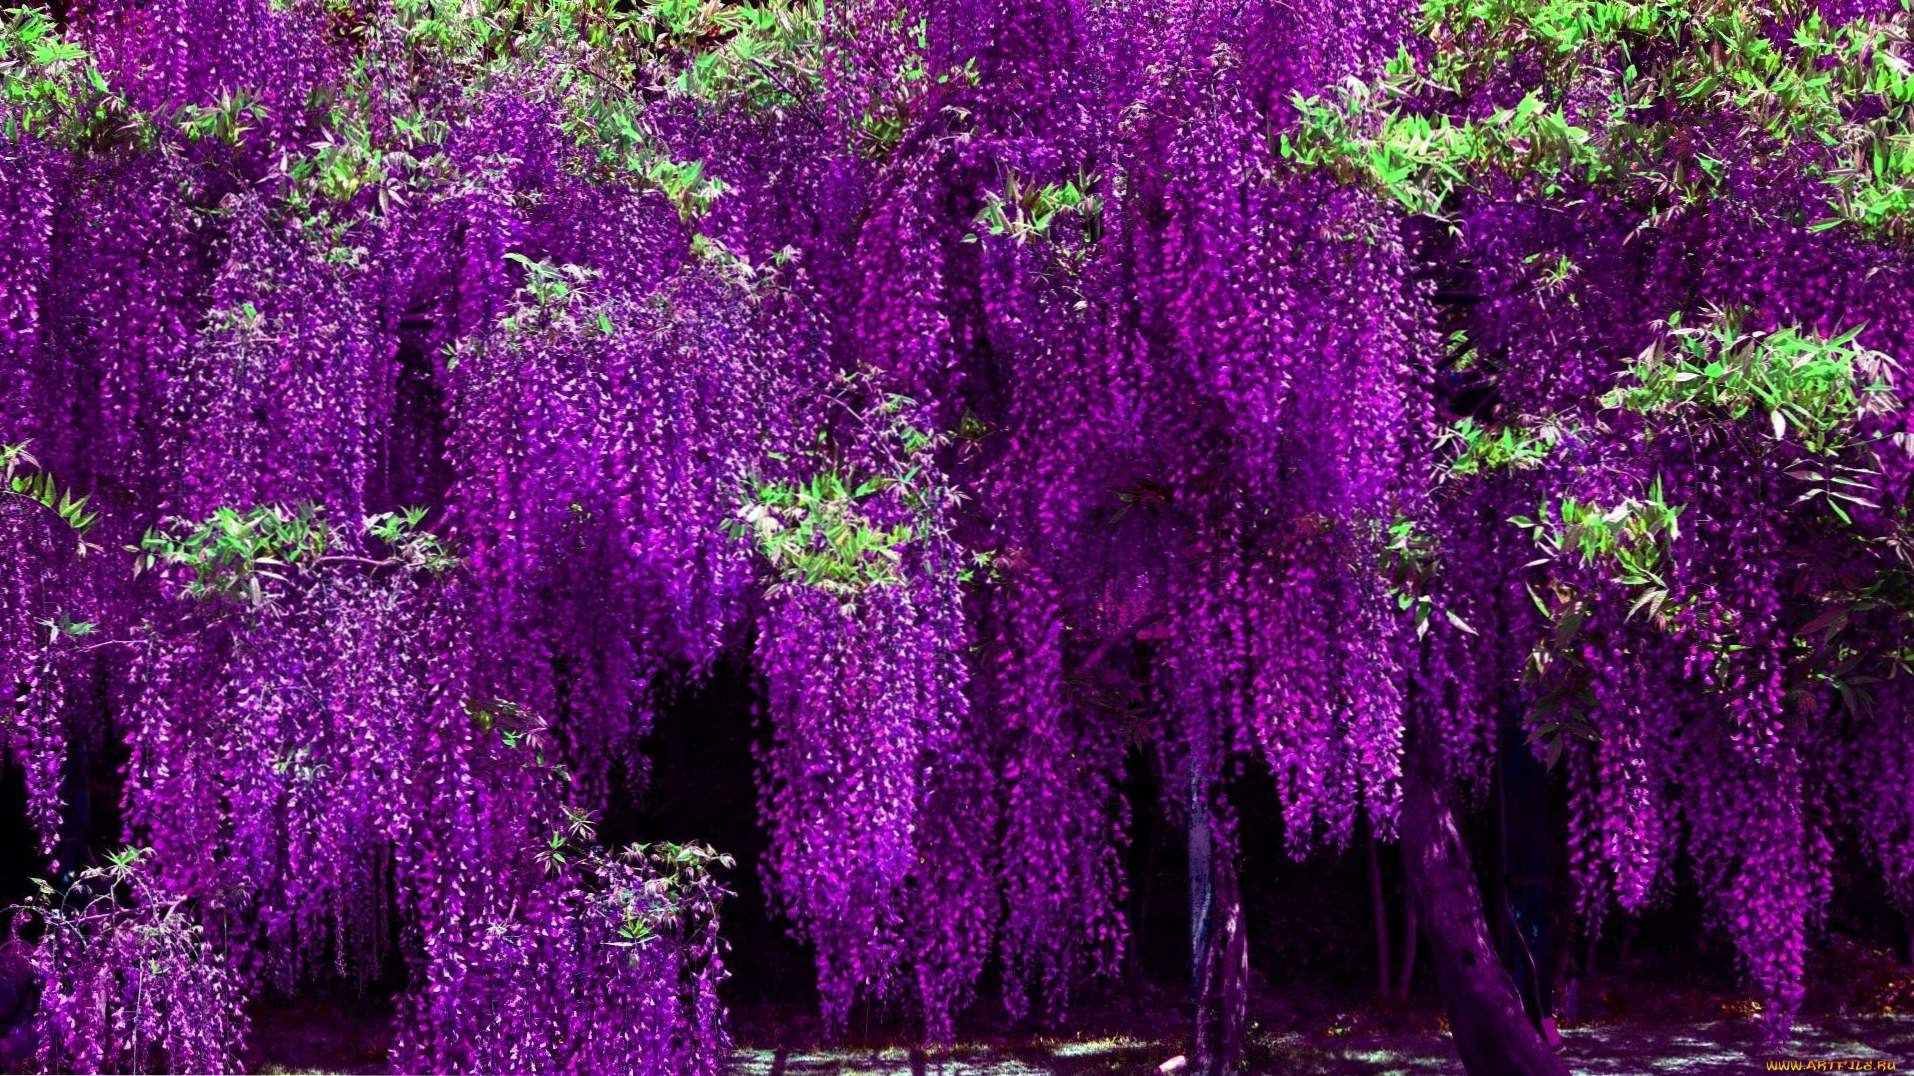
[1399,732,1568,1076]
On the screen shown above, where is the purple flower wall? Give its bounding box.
[5,0,1914,1071]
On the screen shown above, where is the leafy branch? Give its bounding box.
[1512,477,1684,600]
[1436,415,1569,479]
[728,386,968,607]
[970,170,1105,265]
[135,502,457,609]
[1279,0,1914,236]
[1379,515,1478,640]
[2,440,99,548]
[1604,309,1898,456]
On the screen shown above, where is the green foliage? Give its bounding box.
[1505,309,1905,741]
[688,231,800,293]
[1604,310,1899,457]
[1,0,826,231]
[136,504,334,607]
[1783,584,1890,717]
[4,8,276,151]
[730,468,918,598]
[471,695,734,945]
[0,5,106,142]
[271,2,765,227]
[136,502,455,609]
[470,696,576,780]
[397,0,823,109]
[506,253,597,308]
[1282,79,1602,221]
[269,745,326,783]
[1379,515,1477,639]
[1524,678,1601,769]
[494,253,603,338]
[37,611,96,642]
[729,390,964,605]
[1513,478,1682,589]
[387,0,536,59]
[640,0,827,110]
[1435,416,1565,478]
[206,301,266,337]
[1524,251,1582,308]
[971,171,1105,267]
[604,839,735,949]
[365,506,461,573]
[26,844,150,901]
[174,89,267,146]
[2,440,99,541]
[852,18,979,159]
[1511,481,1683,761]
[1280,0,1914,235]
[639,156,728,221]
[1512,478,1685,634]
[283,120,393,209]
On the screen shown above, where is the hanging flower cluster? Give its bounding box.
[17,847,249,1075]
[736,389,979,1032]
[0,442,97,859]
[393,703,731,1075]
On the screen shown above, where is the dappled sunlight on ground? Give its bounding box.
[235,982,1914,1074]
[731,1018,1914,1075]
[732,1037,1157,1075]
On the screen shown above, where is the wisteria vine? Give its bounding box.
[4,0,1914,1071]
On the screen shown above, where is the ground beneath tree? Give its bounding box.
[237,944,1914,1075]
[241,1000,1914,1075]
[728,1017,1913,1074]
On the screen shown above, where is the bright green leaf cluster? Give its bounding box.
[174,89,267,146]
[0,5,108,142]
[730,469,917,599]
[4,8,288,152]
[136,502,456,608]
[1283,0,1914,236]
[365,506,461,574]
[646,1,826,109]
[136,504,335,607]
[37,611,96,641]
[688,231,799,293]
[1512,477,1684,598]
[970,171,1105,269]
[729,390,966,605]
[498,253,604,336]
[1281,79,1603,221]
[506,252,596,307]
[641,156,728,221]
[1603,309,1899,457]
[1379,515,1478,639]
[1515,481,1689,761]
[1436,415,1567,478]
[2,440,99,540]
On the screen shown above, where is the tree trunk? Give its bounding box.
[1399,732,1568,1076]
[1397,903,1418,1000]
[1498,713,1556,1028]
[1188,737,1245,1074]
[1368,829,1392,999]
